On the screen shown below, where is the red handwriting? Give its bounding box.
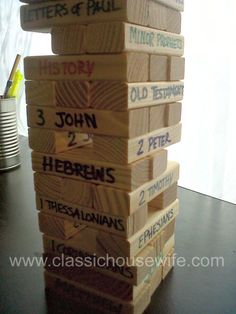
[39,60,95,77]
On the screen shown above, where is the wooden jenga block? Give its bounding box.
[24,53,149,82]
[34,172,62,199]
[153,0,184,11]
[148,264,162,296]
[34,149,167,216]
[150,222,175,263]
[44,252,146,301]
[87,22,184,56]
[27,105,149,138]
[162,248,175,279]
[44,271,151,314]
[50,8,181,55]
[26,80,90,108]
[163,234,175,258]
[51,25,87,55]
[32,148,153,190]
[168,56,185,81]
[150,56,185,81]
[149,104,166,131]
[90,81,184,111]
[167,7,181,34]
[149,102,182,133]
[94,123,182,164]
[96,199,179,258]
[38,212,85,239]
[148,1,167,31]
[148,1,181,34]
[149,55,168,81]
[37,194,148,237]
[149,183,178,209]
[148,232,164,258]
[148,149,168,179]
[43,218,173,287]
[144,240,164,295]
[28,128,92,153]
[166,102,182,126]
[25,81,55,107]
[34,173,94,208]
[162,221,176,245]
[20,0,149,32]
[43,229,156,285]
[94,161,179,216]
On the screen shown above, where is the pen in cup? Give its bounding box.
[3,54,21,98]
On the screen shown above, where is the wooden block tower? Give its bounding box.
[20,0,184,312]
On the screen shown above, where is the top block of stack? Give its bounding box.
[22,0,184,83]
[20,0,184,34]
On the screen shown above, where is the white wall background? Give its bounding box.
[1,0,235,204]
[169,0,236,204]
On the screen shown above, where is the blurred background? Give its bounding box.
[0,0,235,204]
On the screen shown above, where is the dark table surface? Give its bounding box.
[0,137,236,314]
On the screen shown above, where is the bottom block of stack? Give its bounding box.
[44,241,175,314]
[42,217,176,313]
[35,158,179,313]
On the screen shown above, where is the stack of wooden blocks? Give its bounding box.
[20,0,184,312]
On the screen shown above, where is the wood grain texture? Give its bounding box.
[34,150,168,215]
[87,22,184,56]
[162,247,175,279]
[25,80,90,108]
[149,232,165,258]
[153,0,184,11]
[94,161,179,216]
[149,104,166,131]
[20,0,149,32]
[94,123,182,164]
[38,212,85,239]
[27,105,149,138]
[167,7,181,34]
[149,102,182,132]
[143,236,165,296]
[148,1,167,32]
[165,102,182,126]
[25,81,55,107]
[31,147,151,191]
[148,1,181,34]
[162,220,176,245]
[148,263,162,296]
[90,81,184,111]
[148,149,168,179]
[44,271,151,314]
[43,229,156,285]
[51,25,87,55]
[43,253,145,302]
[163,232,175,255]
[168,56,185,81]
[28,128,92,153]
[24,53,149,82]
[34,172,94,208]
[37,193,148,237]
[149,183,178,209]
[42,219,174,285]
[150,56,185,81]
[43,233,172,304]
[96,200,179,258]
[149,55,168,81]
